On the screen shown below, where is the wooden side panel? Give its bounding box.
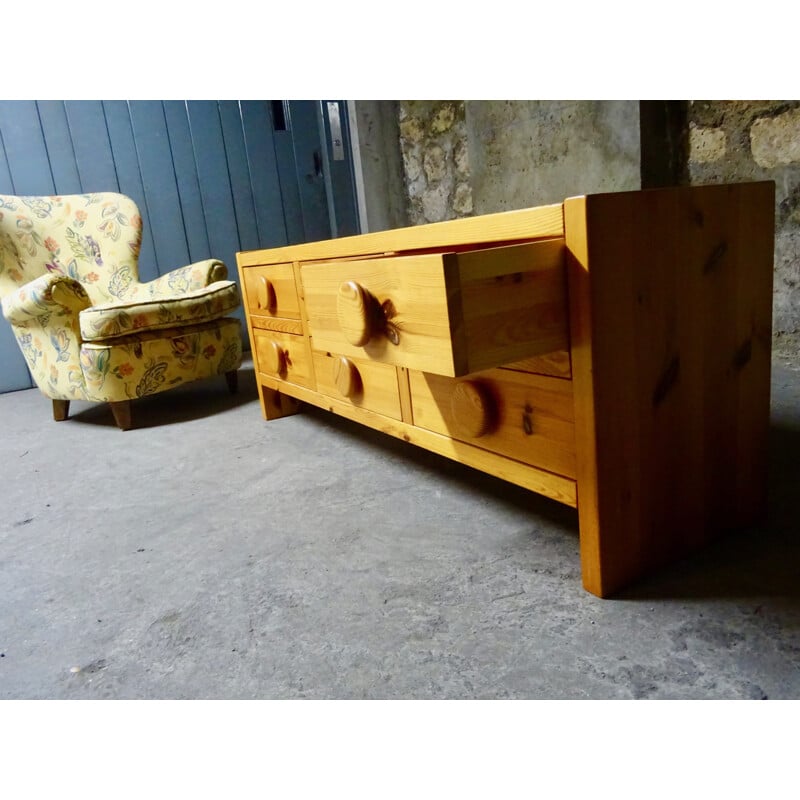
[566,182,775,597]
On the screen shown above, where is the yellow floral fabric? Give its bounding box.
[0,192,243,405]
[81,318,242,403]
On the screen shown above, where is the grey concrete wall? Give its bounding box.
[348,100,409,233]
[465,101,641,213]
[348,101,408,232]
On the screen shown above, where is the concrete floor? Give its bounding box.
[1,354,799,700]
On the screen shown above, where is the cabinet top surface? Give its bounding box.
[236,181,775,268]
[237,202,565,266]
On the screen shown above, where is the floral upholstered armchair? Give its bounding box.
[0,193,243,429]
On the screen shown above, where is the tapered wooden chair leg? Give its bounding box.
[109,400,132,431]
[52,399,70,421]
[225,369,239,394]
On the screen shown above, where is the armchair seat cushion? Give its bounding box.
[79,280,240,342]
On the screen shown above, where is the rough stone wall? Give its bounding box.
[687,101,800,333]
[397,100,640,223]
[398,101,473,225]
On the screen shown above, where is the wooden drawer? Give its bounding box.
[313,352,403,420]
[301,239,567,377]
[243,263,302,333]
[254,330,313,389]
[409,369,576,479]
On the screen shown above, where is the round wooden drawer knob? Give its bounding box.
[450,380,495,439]
[256,276,277,313]
[264,340,286,376]
[334,356,360,398]
[337,281,378,347]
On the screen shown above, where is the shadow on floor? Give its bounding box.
[618,418,800,606]
[64,366,261,430]
[299,402,581,533]
[303,403,800,607]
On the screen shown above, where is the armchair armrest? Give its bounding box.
[1,273,91,325]
[143,259,229,298]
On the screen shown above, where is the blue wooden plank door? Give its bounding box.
[103,100,159,281]
[0,100,55,392]
[0,99,361,395]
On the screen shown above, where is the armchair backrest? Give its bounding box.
[0,193,143,306]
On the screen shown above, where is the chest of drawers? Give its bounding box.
[236,182,775,597]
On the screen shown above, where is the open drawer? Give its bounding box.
[300,239,568,377]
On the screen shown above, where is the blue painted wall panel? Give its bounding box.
[219,101,259,253]
[186,102,240,265]
[64,101,119,193]
[321,101,360,238]
[0,323,32,392]
[288,101,330,243]
[36,101,81,194]
[163,101,210,265]
[240,101,288,248]
[0,129,14,192]
[103,101,158,282]
[128,101,190,274]
[272,104,306,246]
[186,101,244,324]
[0,100,55,194]
[0,105,37,390]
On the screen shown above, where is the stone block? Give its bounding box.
[423,145,446,183]
[751,108,800,168]
[689,124,727,164]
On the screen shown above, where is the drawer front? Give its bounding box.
[313,352,403,420]
[409,369,576,479]
[254,330,314,389]
[243,263,301,327]
[301,239,567,378]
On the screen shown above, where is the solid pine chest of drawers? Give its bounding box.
[236,183,775,597]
